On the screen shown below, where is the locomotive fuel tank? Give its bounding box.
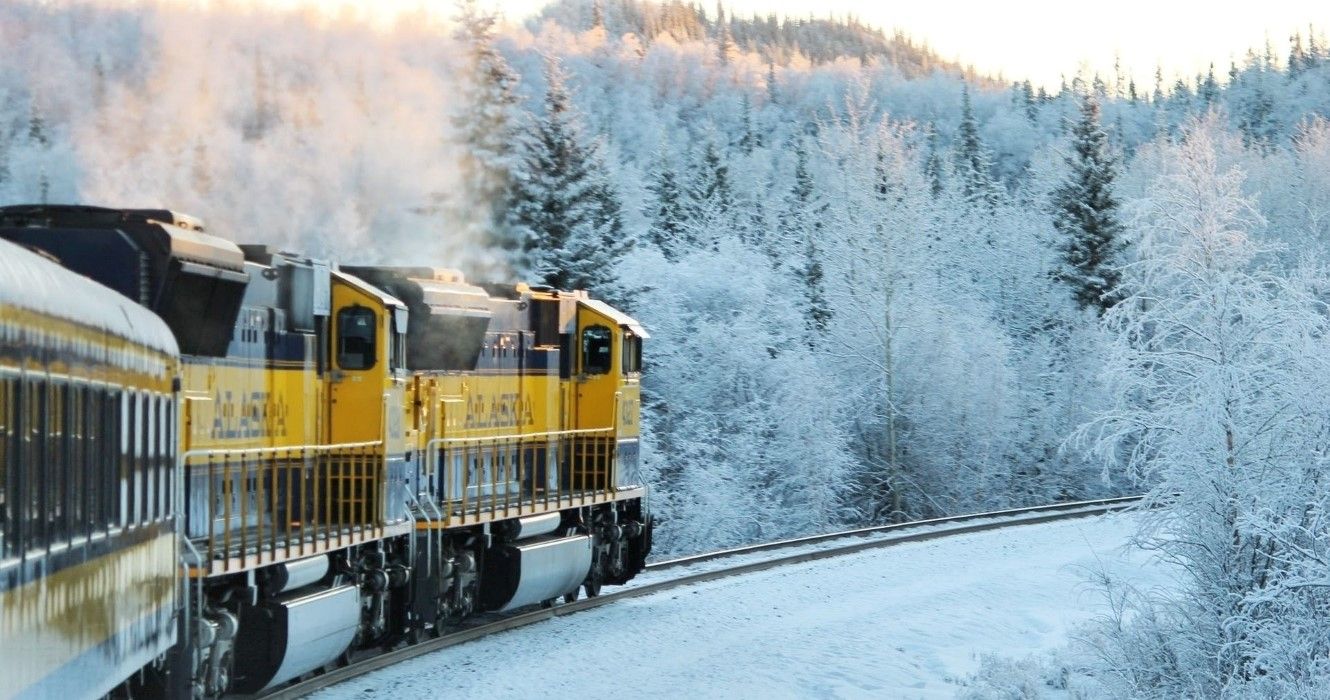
[480,535,593,612]
[230,584,360,693]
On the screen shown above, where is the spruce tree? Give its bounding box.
[452,0,529,273]
[644,148,688,261]
[243,51,277,141]
[1288,32,1307,77]
[92,55,107,110]
[715,1,735,65]
[738,92,757,153]
[782,140,831,343]
[687,139,733,246]
[1020,80,1038,122]
[1052,93,1123,314]
[591,0,605,29]
[27,104,49,147]
[0,130,10,189]
[953,86,997,209]
[923,124,945,198]
[512,58,626,299]
[1235,75,1278,149]
[1198,64,1219,105]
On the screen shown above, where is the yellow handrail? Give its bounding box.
[421,427,618,528]
[180,441,386,574]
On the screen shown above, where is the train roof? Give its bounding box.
[332,269,407,310]
[0,238,179,356]
[581,298,649,339]
[0,204,245,273]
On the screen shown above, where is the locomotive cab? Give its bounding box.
[328,270,411,521]
[568,298,647,492]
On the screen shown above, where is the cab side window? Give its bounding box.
[337,306,377,370]
[389,307,407,372]
[582,325,612,375]
[623,333,642,374]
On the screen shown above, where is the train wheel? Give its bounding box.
[563,587,580,604]
[584,579,601,598]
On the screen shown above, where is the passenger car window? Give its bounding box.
[338,306,377,370]
[582,325,612,375]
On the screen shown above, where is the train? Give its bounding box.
[0,204,652,698]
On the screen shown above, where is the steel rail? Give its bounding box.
[255,495,1141,700]
[647,495,1143,571]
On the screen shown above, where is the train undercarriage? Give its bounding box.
[144,500,650,698]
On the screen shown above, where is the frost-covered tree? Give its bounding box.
[782,140,830,343]
[1052,93,1124,314]
[684,138,733,249]
[923,124,945,197]
[27,104,49,147]
[626,237,854,553]
[954,86,998,209]
[513,58,626,298]
[714,1,735,65]
[643,146,688,261]
[1081,118,1330,697]
[9,0,1330,563]
[452,0,530,273]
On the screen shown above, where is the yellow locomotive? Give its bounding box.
[0,205,651,698]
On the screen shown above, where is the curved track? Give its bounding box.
[257,496,1141,700]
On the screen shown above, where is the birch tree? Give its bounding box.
[1081,116,1330,698]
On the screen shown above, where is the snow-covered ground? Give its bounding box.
[316,512,1168,699]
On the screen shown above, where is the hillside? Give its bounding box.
[533,0,984,78]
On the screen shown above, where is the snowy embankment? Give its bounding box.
[316,513,1166,699]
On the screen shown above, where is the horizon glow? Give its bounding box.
[246,0,1330,89]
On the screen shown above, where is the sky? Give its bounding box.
[247,0,1330,89]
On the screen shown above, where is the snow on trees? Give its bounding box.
[781,139,831,345]
[1080,116,1330,697]
[642,145,688,261]
[1052,92,1124,314]
[7,2,1330,636]
[451,0,531,275]
[953,86,1000,210]
[512,57,627,302]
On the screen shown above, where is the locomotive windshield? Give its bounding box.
[338,306,377,370]
[582,325,612,375]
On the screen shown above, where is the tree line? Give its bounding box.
[3,1,1330,693]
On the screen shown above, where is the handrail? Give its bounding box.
[180,441,383,461]
[181,441,389,574]
[425,427,615,448]
[180,535,205,618]
[420,426,621,527]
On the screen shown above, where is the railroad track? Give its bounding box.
[258,495,1141,700]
